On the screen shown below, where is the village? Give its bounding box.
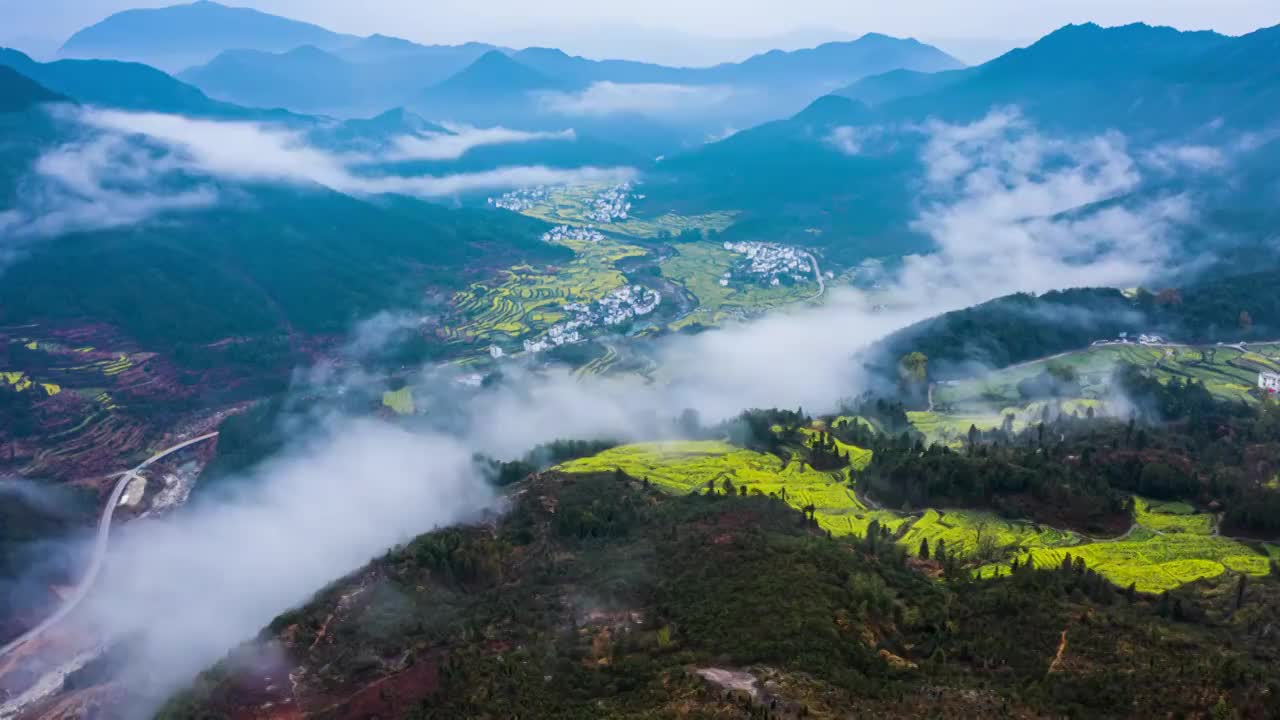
[720,241,815,287]
[541,224,605,244]
[1260,371,1280,394]
[1091,332,1168,347]
[585,183,641,223]
[522,285,661,354]
[488,186,551,212]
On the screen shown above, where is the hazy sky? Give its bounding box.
[2,0,1276,65]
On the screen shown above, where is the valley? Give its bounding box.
[2,3,1280,718]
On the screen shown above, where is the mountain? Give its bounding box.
[424,50,569,101]
[0,186,564,357]
[330,36,500,66]
[875,23,1245,134]
[154,467,1280,718]
[511,47,687,85]
[412,50,576,127]
[179,42,496,116]
[0,47,275,118]
[59,0,353,72]
[650,22,1280,265]
[705,33,965,86]
[311,107,449,152]
[177,45,359,113]
[0,65,68,113]
[835,67,971,106]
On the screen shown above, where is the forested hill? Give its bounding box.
[865,268,1280,380]
[154,468,1280,718]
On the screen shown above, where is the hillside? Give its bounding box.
[704,32,964,85]
[860,22,1275,137]
[59,0,353,72]
[147,468,1280,718]
[647,23,1280,265]
[0,65,67,113]
[0,48,287,119]
[0,187,565,356]
[864,269,1280,382]
[179,43,494,116]
[423,50,568,100]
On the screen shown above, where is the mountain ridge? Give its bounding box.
[59,0,355,72]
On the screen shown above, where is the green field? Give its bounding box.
[916,342,1280,444]
[555,439,1078,560]
[659,243,817,329]
[381,387,415,415]
[558,437,1271,594]
[515,185,738,239]
[909,399,1103,445]
[936,343,1280,410]
[456,185,821,358]
[1012,531,1268,594]
[447,236,647,350]
[1133,497,1214,535]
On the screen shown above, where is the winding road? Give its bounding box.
[0,433,218,660]
[803,252,826,302]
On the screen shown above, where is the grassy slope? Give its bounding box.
[560,437,1270,594]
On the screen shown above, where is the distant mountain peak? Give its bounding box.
[59,0,352,72]
[427,50,561,97]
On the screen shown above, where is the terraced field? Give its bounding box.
[458,186,820,357]
[1013,530,1268,594]
[936,343,1280,410]
[660,243,817,329]
[447,237,648,350]
[1133,497,1214,535]
[556,439,1078,557]
[382,387,415,415]
[798,427,873,470]
[909,399,1103,445]
[559,437,1272,594]
[515,185,738,240]
[1,331,192,479]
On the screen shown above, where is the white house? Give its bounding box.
[1260,372,1280,394]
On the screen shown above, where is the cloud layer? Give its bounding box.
[0,108,636,244]
[79,419,493,705]
[538,81,738,116]
[386,125,577,161]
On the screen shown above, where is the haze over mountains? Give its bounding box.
[46,0,964,136]
[1,5,1277,338]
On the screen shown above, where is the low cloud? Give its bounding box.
[538,81,737,116]
[1142,143,1227,173]
[901,108,1192,307]
[0,130,217,241]
[387,125,576,161]
[824,125,874,155]
[75,419,492,706]
[1,107,636,246]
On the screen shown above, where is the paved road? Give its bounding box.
[0,433,218,659]
[803,252,826,302]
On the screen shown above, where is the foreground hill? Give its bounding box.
[59,0,354,72]
[144,470,1279,718]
